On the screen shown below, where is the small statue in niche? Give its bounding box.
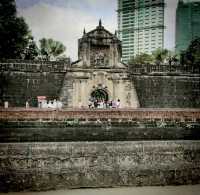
[94,51,105,66]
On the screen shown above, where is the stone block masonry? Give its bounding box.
[132,75,200,108]
[1,61,200,108]
[0,109,200,142]
[1,109,200,121]
[0,61,69,107]
[0,109,200,191]
[0,141,200,192]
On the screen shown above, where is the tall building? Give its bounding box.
[176,0,200,54]
[117,0,165,63]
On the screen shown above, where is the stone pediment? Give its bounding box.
[72,20,126,69]
[84,26,117,43]
[87,29,113,39]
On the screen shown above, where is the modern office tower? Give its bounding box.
[117,0,165,63]
[176,0,200,54]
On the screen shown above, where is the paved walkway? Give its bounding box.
[1,185,200,195]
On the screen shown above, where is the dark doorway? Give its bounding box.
[91,89,109,101]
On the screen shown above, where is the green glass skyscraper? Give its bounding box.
[117,0,165,63]
[176,0,200,54]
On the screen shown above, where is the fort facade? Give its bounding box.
[0,22,200,192]
[0,22,200,108]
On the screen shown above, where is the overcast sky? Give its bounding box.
[16,0,179,60]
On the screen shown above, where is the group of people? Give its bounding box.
[88,98,121,109]
[38,99,63,109]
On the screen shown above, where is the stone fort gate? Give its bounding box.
[60,21,139,108]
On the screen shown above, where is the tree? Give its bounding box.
[165,50,179,66]
[0,72,10,105]
[128,53,153,65]
[0,0,30,59]
[39,38,66,60]
[184,38,200,66]
[152,48,169,65]
[23,34,39,60]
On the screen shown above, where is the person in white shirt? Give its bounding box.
[116,99,121,108]
[99,100,104,109]
[52,99,57,109]
[41,100,48,109]
[25,101,29,109]
[57,100,63,110]
[47,101,52,108]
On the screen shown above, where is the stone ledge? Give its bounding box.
[0,109,200,121]
[0,121,199,142]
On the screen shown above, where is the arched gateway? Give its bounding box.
[60,20,139,108]
[91,89,109,102]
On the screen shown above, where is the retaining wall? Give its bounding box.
[1,62,200,108]
[132,75,200,108]
[0,141,200,192]
[0,109,200,142]
[0,62,68,106]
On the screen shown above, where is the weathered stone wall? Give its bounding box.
[1,109,199,120]
[1,120,200,142]
[1,62,200,108]
[132,74,200,108]
[0,109,199,142]
[0,61,68,106]
[0,141,200,192]
[0,110,200,192]
[129,64,200,74]
[60,69,139,108]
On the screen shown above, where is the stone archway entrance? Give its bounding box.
[91,89,109,101]
[59,21,140,108]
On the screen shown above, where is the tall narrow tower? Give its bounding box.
[117,0,165,63]
[176,0,200,54]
